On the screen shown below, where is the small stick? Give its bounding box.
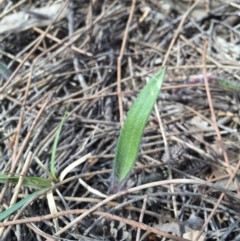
[159,0,203,219]
[10,152,33,206]
[11,92,54,173]
[0,93,53,237]
[117,0,136,126]
[193,39,240,241]
[162,0,202,66]
[135,195,148,241]
[33,27,92,56]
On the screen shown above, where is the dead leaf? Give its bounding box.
[154,214,205,239]
[154,223,181,237]
[183,230,206,241]
[214,36,240,61]
[0,3,69,34]
[188,116,210,130]
[167,0,222,20]
[213,169,240,191]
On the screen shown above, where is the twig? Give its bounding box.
[135,195,148,241]
[117,0,136,126]
[179,34,240,80]
[26,222,57,241]
[0,93,53,237]
[201,40,238,191]
[194,158,240,241]
[68,0,88,89]
[159,0,202,219]
[11,92,54,174]
[154,102,179,217]
[33,27,92,56]
[193,39,240,241]
[162,0,202,66]
[0,0,27,19]
[78,178,108,198]
[54,177,240,236]
[10,152,32,206]
[0,210,189,241]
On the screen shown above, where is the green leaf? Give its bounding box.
[50,103,71,182]
[0,61,12,80]
[113,69,165,188]
[218,79,240,92]
[0,174,51,189]
[0,188,47,221]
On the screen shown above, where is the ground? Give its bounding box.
[0,0,240,240]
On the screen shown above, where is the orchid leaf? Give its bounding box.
[113,69,165,190]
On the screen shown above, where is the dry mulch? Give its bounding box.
[0,0,240,240]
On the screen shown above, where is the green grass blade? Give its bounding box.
[0,188,47,221]
[0,174,51,189]
[50,103,70,182]
[113,69,165,188]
